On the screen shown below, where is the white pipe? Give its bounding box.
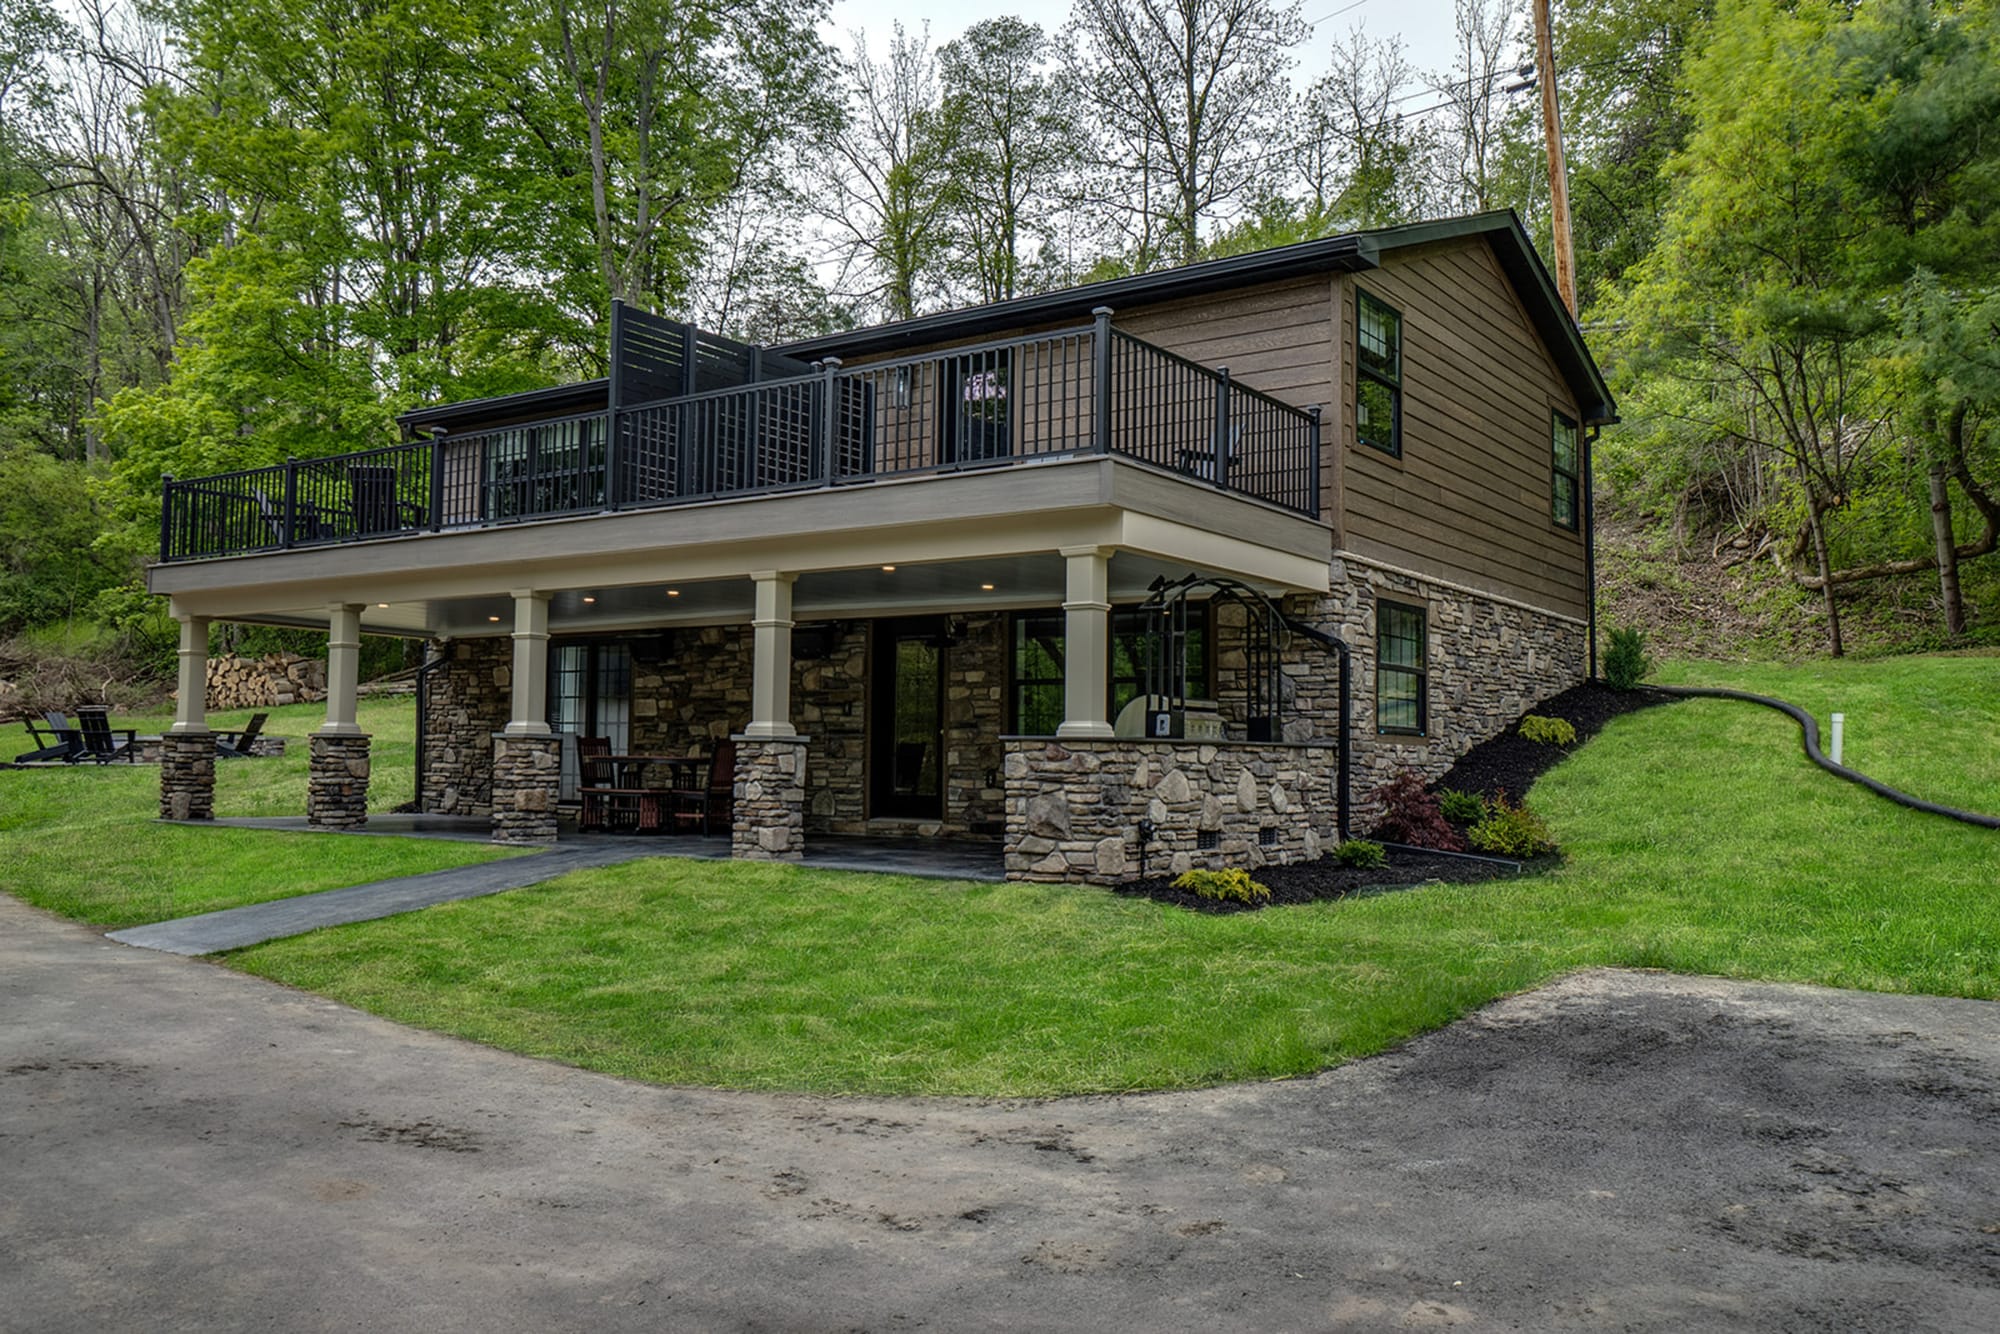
[1830,712,1845,767]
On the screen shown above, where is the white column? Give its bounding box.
[744,570,798,739]
[503,589,553,736]
[170,607,211,734]
[319,603,366,735]
[1057,545,1115,738]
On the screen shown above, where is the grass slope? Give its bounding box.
[0,698,515,927]
[226,659,2000,1097]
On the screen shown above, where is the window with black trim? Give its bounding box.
[1551,410,1580,530]
[1011,608,1210,733]
[1375,601,1427,735]
[1356,290,1402,457]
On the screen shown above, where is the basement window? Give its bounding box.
[1356,290,1403,457]
[1376,601,1427,736]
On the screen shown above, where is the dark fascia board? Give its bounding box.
[778,210,1617,427]
[397,379,610,434]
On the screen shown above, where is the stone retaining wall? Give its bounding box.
[1003,738,1339,884]
[158,732,215,821]
[490,734,561,843]
[307,734,371,830]
[731,736,807,860]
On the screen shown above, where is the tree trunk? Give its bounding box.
[1805,500,1844,657]
[1929,459,1965,637]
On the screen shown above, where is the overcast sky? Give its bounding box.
[820,0,1478,92]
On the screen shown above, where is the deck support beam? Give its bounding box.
[170,609,211,735]
[1057,545,1115,738]
[319,603,365,736]
[744,571,798,740]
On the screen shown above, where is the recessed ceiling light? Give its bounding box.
[666,589,680,597]
[582,596,595,604]
[881,564,896,572]
[488,615,501,622]
[377,603,388,608]
[980,583,995,591]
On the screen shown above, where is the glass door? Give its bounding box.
[870,619,944,820]
[548,642,632,802]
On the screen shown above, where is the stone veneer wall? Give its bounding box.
[158,732,216,821]
[1211,554,1586,827]
[1004,739,1338,884]
[490,734,561,843]
[307,734,371,829]
[420,613,1005,837]
[423,638,509,815]
[731,736,807,860]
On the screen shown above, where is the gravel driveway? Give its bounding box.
[3,893,1996,1332]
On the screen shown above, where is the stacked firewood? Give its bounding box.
[205,653,328,709]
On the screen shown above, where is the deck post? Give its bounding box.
[1214,366,1231,491]
[1056,546,1115,738]
[502,590,552,736]
[320,603,365,736]
[817,358,842,485]
[1092,307,1114,453]
[744,571,798,740]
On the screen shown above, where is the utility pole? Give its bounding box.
[1532,0,1577,317]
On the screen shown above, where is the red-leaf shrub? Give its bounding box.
[1368,770,1465,851]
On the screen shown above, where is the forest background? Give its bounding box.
[1,0,1996,698]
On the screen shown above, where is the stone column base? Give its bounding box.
[491,734,561,844]
[731,736,808,861]
[308,734,371,830]
[159,732,216,821]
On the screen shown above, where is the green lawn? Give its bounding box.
[219,656,2000,1097]
[1655,650,2000,814]
[0,697,516,928]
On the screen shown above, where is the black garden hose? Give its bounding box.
[1655,685,2000,831]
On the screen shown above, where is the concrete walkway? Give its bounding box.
[112,825,1004,955]
[8,893,1999,1332]
[106,842,659,955]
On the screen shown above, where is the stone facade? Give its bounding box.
[731,736,808,860]
[307,734,371,829]
[422,638,510,815]
[1211,554,1587,827]
[158,732,216,821]
[1003,738,1339,883]
[490,734,561,843]
[419,613,1007,839]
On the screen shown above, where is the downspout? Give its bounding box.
[1584,424,1600,681]
[1279,616,1352,843]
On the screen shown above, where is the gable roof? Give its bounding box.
[777,210,1616,426]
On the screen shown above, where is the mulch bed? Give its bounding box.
[1116,682,1676,914]
[1433,682,1677,801]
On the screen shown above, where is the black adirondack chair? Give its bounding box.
[214,712,269,758]
[73,707,138,763]
[14,711,83,763]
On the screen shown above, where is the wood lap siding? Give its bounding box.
[1336,239,1587,618]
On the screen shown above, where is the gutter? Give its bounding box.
[1585,425,1600,680]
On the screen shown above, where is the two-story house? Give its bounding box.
[148,211,1615,882]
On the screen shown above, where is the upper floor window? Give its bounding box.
[1551,410,1581,530]
[1357,290,1403,457]
[1376,600,1427,735]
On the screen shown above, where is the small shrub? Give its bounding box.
[1436,788,1488,823]
[1334,839,1387,869]
[1517,714,1578,747]
[1603,627,1651,691]
[1368,771,1465,851]
[1172,868,1272,904]
[1467,790,1557,858]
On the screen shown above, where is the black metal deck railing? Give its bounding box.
[158,312,1321,562]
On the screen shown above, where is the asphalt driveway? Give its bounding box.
[3,892,1996,1331]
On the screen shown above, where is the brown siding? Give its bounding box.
[1335,238,1587,618]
